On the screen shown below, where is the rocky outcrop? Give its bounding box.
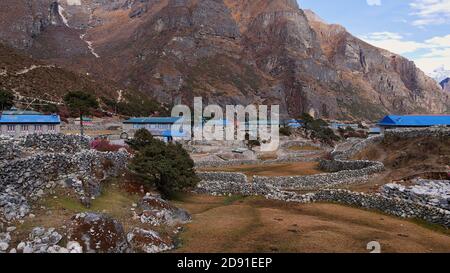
[127,228,174,253]
[68,213,129,253]
[138,193,191,226]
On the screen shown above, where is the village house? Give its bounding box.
[123,117,189,142]
[378,115,450,131]
[0,108,61,137]
[74,117,94,126]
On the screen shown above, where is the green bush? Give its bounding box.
[298,113,340,145]
[279,126,292,136]
[0,88,14,110]
[127,129,199,198]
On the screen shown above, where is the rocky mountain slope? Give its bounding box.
[0,42,165,116]
[0,0,448,120]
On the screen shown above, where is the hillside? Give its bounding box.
[0,0,449,120]
[351,135,450,192]
[0,42,165,116]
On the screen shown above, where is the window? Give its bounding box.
[35,125,43,132]
[21,125,29,131]
[7,125,15,132]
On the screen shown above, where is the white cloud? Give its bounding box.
[410,0,450,26]
[367,0,382,6]
[360,32,426,54]
[360,32,450,74]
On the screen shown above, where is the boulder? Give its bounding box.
[139,193,191,226]
[68,213,129,253]
[127,228,174,253]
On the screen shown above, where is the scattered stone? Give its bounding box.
[6,224,16,232]
[15,227,63,253]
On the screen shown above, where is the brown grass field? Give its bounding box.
[173,194,450,253]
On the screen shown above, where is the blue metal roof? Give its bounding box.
[0,114,61,124]
[379,115,450,127]
[124,117,182,124]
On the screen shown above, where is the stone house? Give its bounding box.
[122,117,189,142]
[0,108,61,137]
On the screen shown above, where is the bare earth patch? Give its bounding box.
[173,194,450,253]
[200,162,323,178]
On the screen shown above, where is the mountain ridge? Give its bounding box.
[0,0,448,120]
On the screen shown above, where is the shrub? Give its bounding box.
[0,88,14,110]
[127,129,199,198]
[91,138,124,152]
[279,127,292,136]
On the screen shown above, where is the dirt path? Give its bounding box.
[173,194,450,253]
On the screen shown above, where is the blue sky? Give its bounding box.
[298,0,450,75]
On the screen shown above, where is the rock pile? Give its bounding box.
[16,227,63,253]
[0,189,30,222]
[382,179,450,210]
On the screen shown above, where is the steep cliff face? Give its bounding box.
[303,9,449,117]
[0,0,449,120]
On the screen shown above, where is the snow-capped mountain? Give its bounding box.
[430,66,450,84]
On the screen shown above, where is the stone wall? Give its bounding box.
[253,164,384,190]
[194,127,450,227]
[331,135,383,160]
[331,127,450,161]
[0,134,128,223]
[0,150,128,197]
[195,156,317,168]
[384,127,450,140]
[0,138,22,163]
[194,180,450,228]
[318,159,381,173]
[273,189,450,228]
[20,133,90,153]
[197,172,248,184]
[197,158,384,192]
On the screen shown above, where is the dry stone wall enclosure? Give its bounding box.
[0,134,128,223]
[196,128,450,228]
